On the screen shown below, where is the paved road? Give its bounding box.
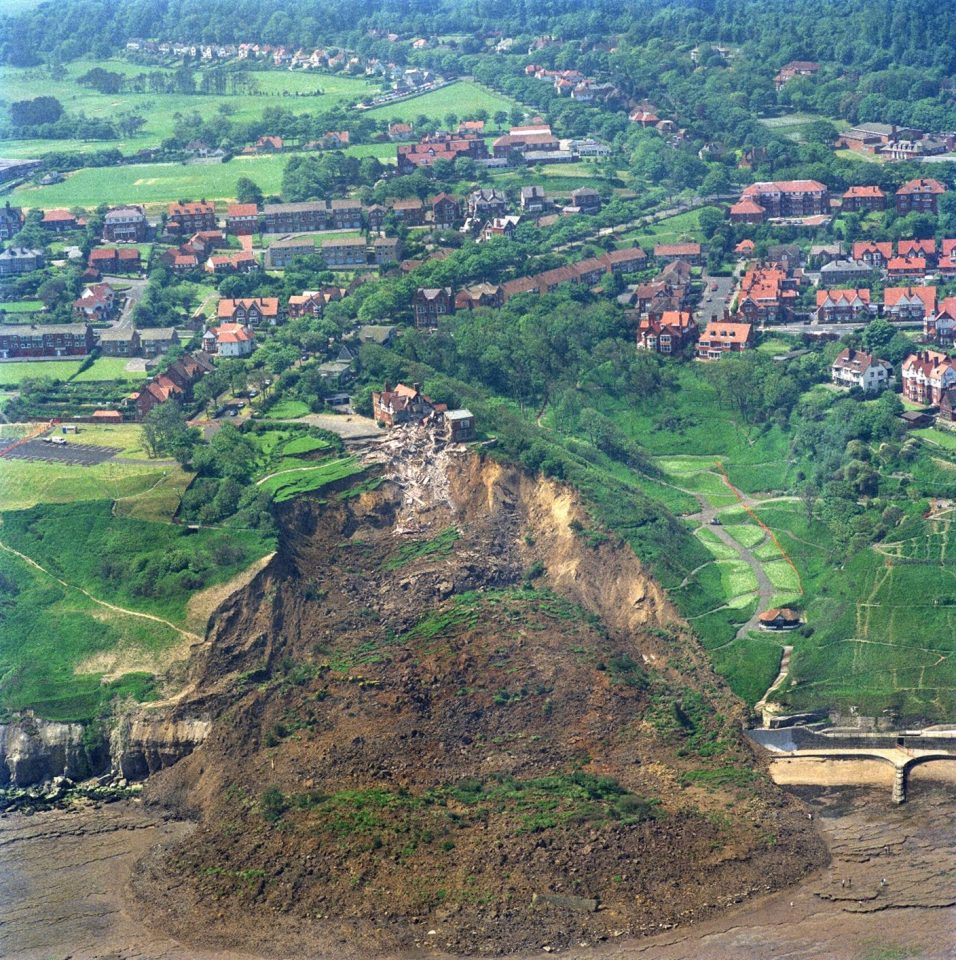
[103,275,149,328]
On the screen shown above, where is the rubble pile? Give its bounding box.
[363,423,467,533]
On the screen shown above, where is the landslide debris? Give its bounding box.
[138,427,826,957]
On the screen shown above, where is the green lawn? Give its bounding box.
[364,80,519,123]
[0,300,44,314]
[0,360,84,385]
[0,59,376,157]
[13,155,288,210]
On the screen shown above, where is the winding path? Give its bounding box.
[0,540,202,643]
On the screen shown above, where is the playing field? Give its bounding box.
[0,59,376,157]
[13,154,287,209]
[0,360,84,385]
[365,80,519,124]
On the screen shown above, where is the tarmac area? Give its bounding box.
[0,437,121,465]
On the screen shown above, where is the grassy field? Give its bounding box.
[0,360,84,385]
[13,154,288,210]
[0,59,375,157]
[365,80,518,123]
[0,300,44,314]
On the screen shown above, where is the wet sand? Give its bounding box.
[1,787,954,960]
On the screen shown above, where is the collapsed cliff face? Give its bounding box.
[0,712,210,787]
[137,432,826,957]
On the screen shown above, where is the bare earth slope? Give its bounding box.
[136,435,826,956]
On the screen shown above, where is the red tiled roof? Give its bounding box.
[843,185,885,198]
[884,286,937,311]
[887,256,927,271]
[217,297,279,318]
[730,198,765,214]
[42,208,76,222]
[742,179,827,195]
[700,321,752,343]
[654,243,701,256]
[816,288,870,306]
[897,178,946,195]
[227,203,259,217]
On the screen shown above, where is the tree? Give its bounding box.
[801,482,820,522]
[493,110,508,129]
[235,176,264,207]
[862,317,895,355]
[142,401,197,462]
[10,96,64,127]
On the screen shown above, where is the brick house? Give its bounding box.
[205,251,260,274]
[898,238,936,264]
[815,289,872,323]
[637,310,698,354]
[896,178,946,215]
[927,297,956,341]
[264,238,314,269]
[134,353,212,418]
[696,321,753,360]
[139,327,180,358]
[939,387,956,423]
[413,287,454,328]
[0,323,94,358]
[738,180,829,218]
[72,283,117,321]
[729,197,766,224]
[455,283,504,310]
[467,188,508,221]
[0,247,43,276]
[167,201,217,234]
[41,209,80,232]
[520,185,548,212]
[391,198,425,226]
[366,204,387,232]
[320,236,368,267]
[88,247,141,273]
[98,326,140,357]
[653,242,702,266]
[569,187,602,214]
[851,241,893,268]
[901,350,956,404]
[371,236,401,265]
[841,185,886,212]
[924,297,956,343]
[431,193,461,228]
[103,205,148,242]
[831,348,892,392]
[372,381,442,426]
[217,297,282,326]
[773,60,819,90]
[883,286,936,321]
[887,256,927,279]
[202,323,256,358]
[225,203,260,235]
[0,202,24,240]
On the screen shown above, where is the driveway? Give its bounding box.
[696,272,735,324]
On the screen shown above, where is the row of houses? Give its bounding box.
[0,319,179,360]
[729,178,947,224]
[409,247,648,327]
